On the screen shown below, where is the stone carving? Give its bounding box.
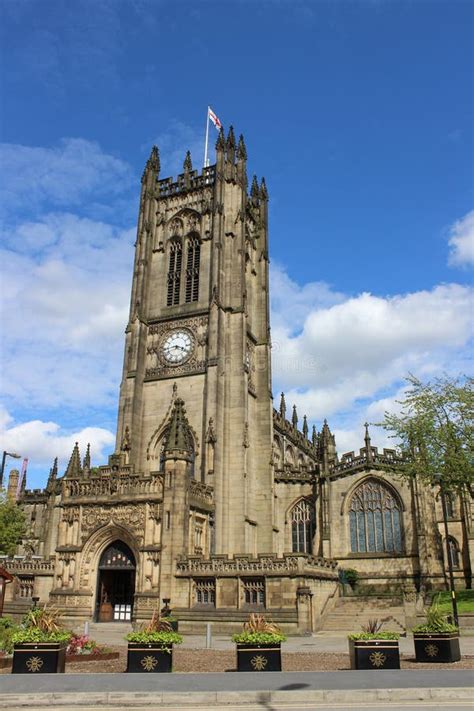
[149,503,162,522]
[169,217,183,236]
[64,474,161,499]
[81,504,145,536]
[62,507,79,524]
[176,553,337,575]
[189,480,214,506]
[206,418,217,444]
[121,425,131,452]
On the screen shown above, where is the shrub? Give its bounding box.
[125,630,183,646]
[412,601,459,634]
[344,568,359,588]
[348,631,400,641]
[12,604,72,644]
[348,616,399,641]
[232,614,286,644]
[0,617,17,654]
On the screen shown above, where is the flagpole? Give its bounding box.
[204,106,210,167]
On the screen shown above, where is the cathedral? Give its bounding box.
[3,127,472,631]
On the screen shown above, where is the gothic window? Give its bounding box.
[99,541,136,569]
[242,577,265,606]
[185,236,200,303]
[291,499,316,553]
[167,240,182,306]
[349,479,403,554]
[18,575,33,598]
[194,578,215,605]
[448,537,461,569]
[445,493,456,519]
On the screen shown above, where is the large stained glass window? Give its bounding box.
[349,479,403,554]
[291,499,316,553]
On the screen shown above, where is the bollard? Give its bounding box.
[84,621,89,636]
[206,622,212,648]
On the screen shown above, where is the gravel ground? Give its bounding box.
[2,647,473,673]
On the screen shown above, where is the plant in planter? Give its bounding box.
[125,610,183,673]
[11,606,71,674]
[0,616,17,668]
[66,634,117,662]
[348,618,400,670]
[412,602,460,663]
[232,614,286,672]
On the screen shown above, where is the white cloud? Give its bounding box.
[0,406,115,483]
[271,272,473,450]
[1,213,134,408]
[0,138,133,217]
[448,210,474,267]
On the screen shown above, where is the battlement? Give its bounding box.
[334,446,404,475]
[176,552,338,577]
[156,165,216,198]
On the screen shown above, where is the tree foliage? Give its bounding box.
[0,490,26,556]
[380,375,474,492]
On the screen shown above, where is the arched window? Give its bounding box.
[448,536,461,569]
[167,240,182,306]
[99,540,136,570]
[291,499,316,553]
[185,236,200,303]
[349,479,403,554]
[445,493,456,519]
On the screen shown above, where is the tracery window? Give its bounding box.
[194,578,215,605]
[445,493,456,519]
[291,498,315,553]
[99,541,136,569]
[242,577,265,606]
[349,479,403,554]
[167,240,182,306]
[448,537,461,569]
[185,236,200,303]
[18,575,33,598]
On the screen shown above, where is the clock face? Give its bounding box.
[161,329,193,364]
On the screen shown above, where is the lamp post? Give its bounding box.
[0,451,21,489]
[434,473,459,628]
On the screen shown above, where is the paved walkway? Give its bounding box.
[84,622,474,655]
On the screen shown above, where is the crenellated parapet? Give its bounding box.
[176,552,338,578]
[333,445,405,478]
[189,479,213,511]
[0,556,55,574]
[157,165,216,199]
[62,471,163,502]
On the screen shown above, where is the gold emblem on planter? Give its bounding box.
[369,651,386,668]
[250,654,268,671]
[26,655,44,673]
[140,654,158,671]
[425,644,439,658]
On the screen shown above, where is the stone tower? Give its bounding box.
[115,127,274,555]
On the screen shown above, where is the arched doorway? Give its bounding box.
[96,540,136,622]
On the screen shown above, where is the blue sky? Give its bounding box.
[1,0,472,488]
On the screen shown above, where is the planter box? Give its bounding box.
[236,643,281,672]
[349,638,400,670]
[126,642,173,673]
[66,652,120,663]
[12,642,66,674]
[414,633,461,663]
[0,655,12,669]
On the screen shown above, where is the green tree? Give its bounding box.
[0,490,26,556]
[380,375,474,492]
